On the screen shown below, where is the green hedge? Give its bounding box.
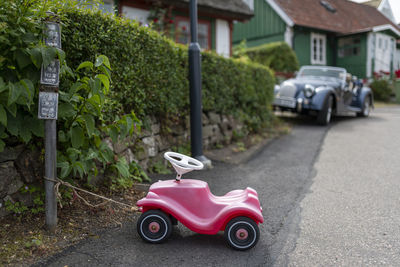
[245,42,299,73]
[61,9,275,131]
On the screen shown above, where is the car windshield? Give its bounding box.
[297,67,345,81]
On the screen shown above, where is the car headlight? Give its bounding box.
[274,84,280,95]
[304,84,315,98]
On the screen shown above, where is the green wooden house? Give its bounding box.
[233,0,400,79]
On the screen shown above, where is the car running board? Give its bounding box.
[346,106,362,112]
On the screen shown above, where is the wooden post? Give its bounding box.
[39,12,61,232]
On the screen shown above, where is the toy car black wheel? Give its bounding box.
[224,217,259,250]
[357,96,371,117]
[317,95,333,125]
[137,210,172,243]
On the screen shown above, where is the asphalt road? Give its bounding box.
[35,106,400,267]
[276,106,400,266]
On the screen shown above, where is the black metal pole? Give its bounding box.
[45,119,57,232]
[188,0,210,166]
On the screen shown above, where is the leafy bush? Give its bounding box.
[244,42,299,73]
[370,79,393,102]
[57,56,144,184]
[202,53,274,130]
[61,9,275,131]
[0,0,56,151]
[62,10,188,119]
[0,0,148,187]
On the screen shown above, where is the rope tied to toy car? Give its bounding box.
[43,176,138,211]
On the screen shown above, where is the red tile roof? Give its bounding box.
[162,0,253,20]
[273,0,399,35]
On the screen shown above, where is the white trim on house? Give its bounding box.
[265,0,294,27]
[284,26,293,48]
[377,0,396,23]
[216,19,230,58]
[372,24,400,37]
[310,32,326,65]
[242,0,254,11]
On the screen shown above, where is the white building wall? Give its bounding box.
[216,19,230,58]
[378,0,396,23]
[374,32,393,73]
[122,6,150,25]
[395,48,400,71]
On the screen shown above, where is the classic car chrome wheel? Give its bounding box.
[357,96,371,117]
[137,210,172,243]
[317,95,333,125]
[225,217,259,250]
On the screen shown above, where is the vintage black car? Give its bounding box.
[273,66,373,125]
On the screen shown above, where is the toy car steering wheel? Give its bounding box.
[164,152,203,180]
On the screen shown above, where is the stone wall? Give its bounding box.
[0,146,43,217]
[0,112,244,217]
[112,112,243,171]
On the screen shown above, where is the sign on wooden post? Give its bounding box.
[38,92,59,120]
[40,60,60,87]
[39,12,62,233]
[44,22,61,49]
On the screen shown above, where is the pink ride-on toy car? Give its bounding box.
[136,152,264,250]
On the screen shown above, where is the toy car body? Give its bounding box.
[273,65,374,125]
[136,152,263,250]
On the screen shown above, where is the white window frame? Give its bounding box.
[122,6,150,25]
[215,19,230,57]
[99,0,115,14]
[311,33,326,65]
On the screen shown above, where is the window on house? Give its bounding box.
[99,0,114,14]
[122,6,150,24]
[311,33,326,65]
[378,38,382,49]
[338,36,361,57]
[320,0,336,13]
[175,17,210,50]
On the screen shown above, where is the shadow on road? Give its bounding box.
[275,111,385,128]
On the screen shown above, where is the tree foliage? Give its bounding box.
[244,42,299,73]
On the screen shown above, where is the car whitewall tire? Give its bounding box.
[317,95,333,126]
[357,96,371,117]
